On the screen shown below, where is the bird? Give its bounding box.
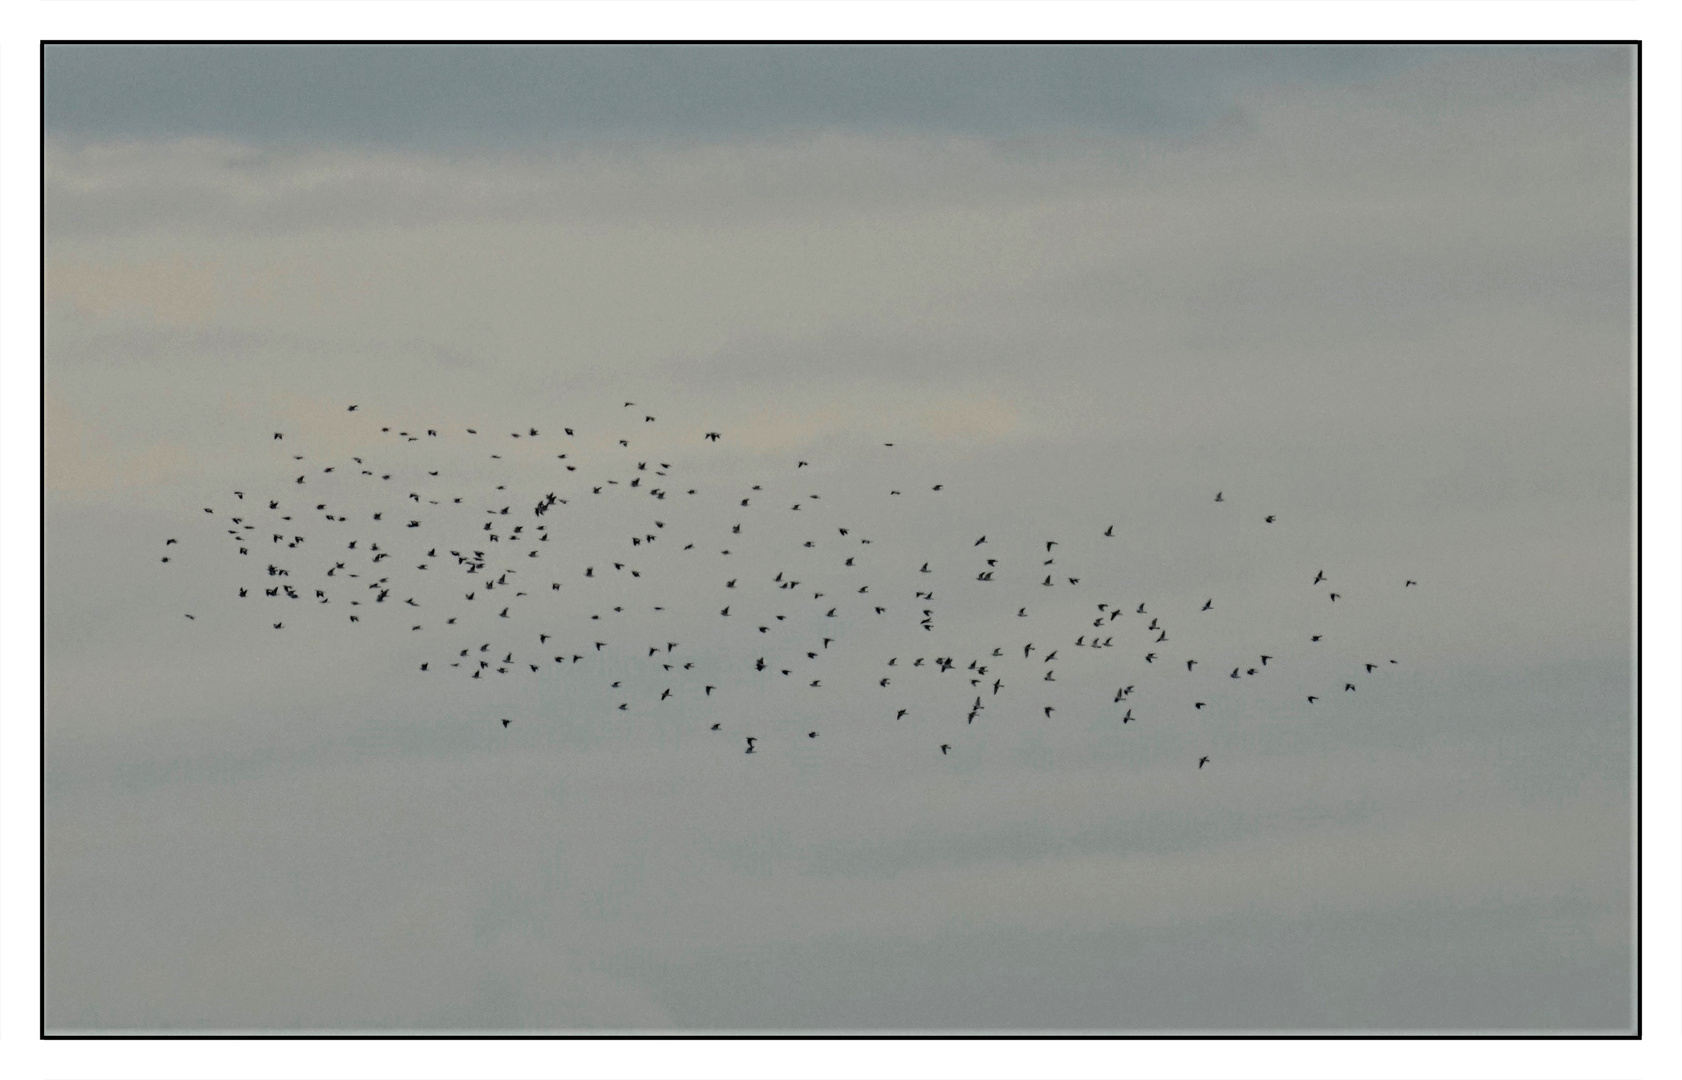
[745,738,757,753]
[1198,756,1210,768]
[1314,570,1325,583]
[1214,492,1223,502]
[1194,702,1206,710]
[940,744,950,755]
[1264,515,1275,523]
[1201,599,1212,611]
[705,432,721,441]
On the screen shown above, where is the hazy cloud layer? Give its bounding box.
[45,45,1633,1032]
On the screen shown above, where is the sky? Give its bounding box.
[42,43,1636,1034]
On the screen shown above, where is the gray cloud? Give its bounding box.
[46,44,1476,150]
[45,45,1634,1033]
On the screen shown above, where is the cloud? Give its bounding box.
[47,253,221,328]
[43,45,1635,1032]
[45,396,193,496]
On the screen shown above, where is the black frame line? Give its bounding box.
[37,37,1644,1042]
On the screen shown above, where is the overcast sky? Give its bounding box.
[44,44,1635,1034]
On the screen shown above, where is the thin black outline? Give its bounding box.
[36,37,1641,1036]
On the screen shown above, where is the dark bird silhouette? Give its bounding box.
[1265,515,1275,523]
[1345,683,1356,692]
[1104,525,1114,536]
[1213,492,1223,502]
[1406,580,1417,587]
[1329,593,1340,602]
[705,432,721,441]
[1308,696,1318,703]
[1314,570,1325,583]
[1201,599,1212,611]
[1198,756,1210,768]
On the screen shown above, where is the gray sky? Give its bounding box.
[44,44,1635,1034]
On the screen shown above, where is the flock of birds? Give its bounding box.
[163,402,1417,768]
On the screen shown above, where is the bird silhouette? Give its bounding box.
[164,401,1415,778]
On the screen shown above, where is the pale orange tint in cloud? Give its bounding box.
[46,396,192,496]
[720,395,1020,454]
[48,254,220,329]
[922,396,1020,442]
